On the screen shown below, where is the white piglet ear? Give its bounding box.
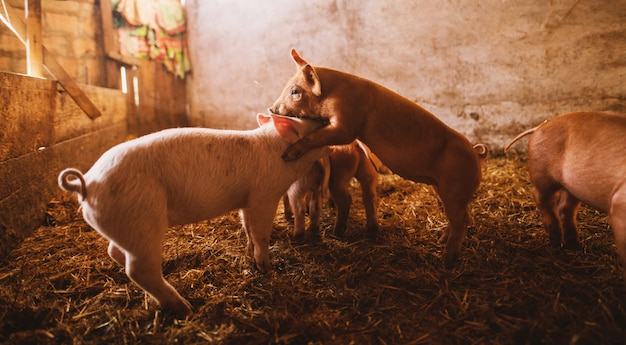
[257,113,272,127]
[271,115,324,144]
[271,115,301,144]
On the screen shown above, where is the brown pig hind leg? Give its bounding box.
[609,190,626,284]
[282,195,294,222]
[328,147,359,238]
[532,184,563,247]
[438,192,473,268]
[355,158,380,240]
[430,144,480,268]
[329,182,352,238]
[434,168,477,268]
[556,190,582,249]
[306,189,324,240]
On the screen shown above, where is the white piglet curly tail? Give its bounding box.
[58,168,87,200]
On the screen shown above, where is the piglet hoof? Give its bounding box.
[442,251,459,270]
[283,212,294,222]
[366,226,379,243]
[563,239,582,250]
[163,298,193,318]
[255,260,274,275]
[547,238,562,248]
[307,231,322,243]
[329,225,346,239]
[291,232,306,243]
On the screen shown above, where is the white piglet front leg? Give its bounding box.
[240,204,280,274]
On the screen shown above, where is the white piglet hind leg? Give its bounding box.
[107,242,127,267]
[123,233,192,317]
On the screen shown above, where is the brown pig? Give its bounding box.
[283,156,331,242]
[270,49,488,267]
[505,111,626,282]
[58,114,331,317]
[327,140,382,240]
[283,140,383,242]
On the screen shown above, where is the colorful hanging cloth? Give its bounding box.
[112,0,191,79]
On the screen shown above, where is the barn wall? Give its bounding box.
[185,0,626,151]
[0,0,189,257]
[0,72,128,258]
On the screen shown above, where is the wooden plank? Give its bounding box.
[0,72,56,161]
[26,0,43,77]
[0,122,127,258]
[154,63,189,129]
[42,46,102,119]
[107,51,143,67]
[99,0,115,54]
[0,71,127,259]
[53,83,127,143]
[100,0,120,88]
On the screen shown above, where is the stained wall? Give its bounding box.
[185,0,626,151]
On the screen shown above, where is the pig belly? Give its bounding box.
[558,159,623,213]
[166,190,250,226]
[529,112,626,214]
[366,136,479,187]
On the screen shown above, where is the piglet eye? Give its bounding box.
[289,87,302,101]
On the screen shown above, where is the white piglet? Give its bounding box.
[58,113,330,317]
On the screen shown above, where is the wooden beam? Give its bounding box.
[43,46,102,119]
[99,0,119,88]
[99,0,116,54]
[2,1,101,119]
[26,0,43,77]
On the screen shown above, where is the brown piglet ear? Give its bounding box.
[290,50,322,96]
[291,49,308,67]
[302,65,322,97]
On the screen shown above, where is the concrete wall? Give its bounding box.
[185,0,626,152]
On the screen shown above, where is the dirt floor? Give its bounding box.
[0,155,625,345]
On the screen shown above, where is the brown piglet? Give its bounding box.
[283,140,383,242]
[327,140,382,240]
[283,156,331,242]
[270,49,488,267]
[505,111,626,283]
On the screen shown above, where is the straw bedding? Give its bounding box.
[0,155,624,344]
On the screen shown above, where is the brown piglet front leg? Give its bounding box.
[282,122,355,161]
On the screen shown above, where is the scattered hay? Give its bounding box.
[0,155,624,344]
